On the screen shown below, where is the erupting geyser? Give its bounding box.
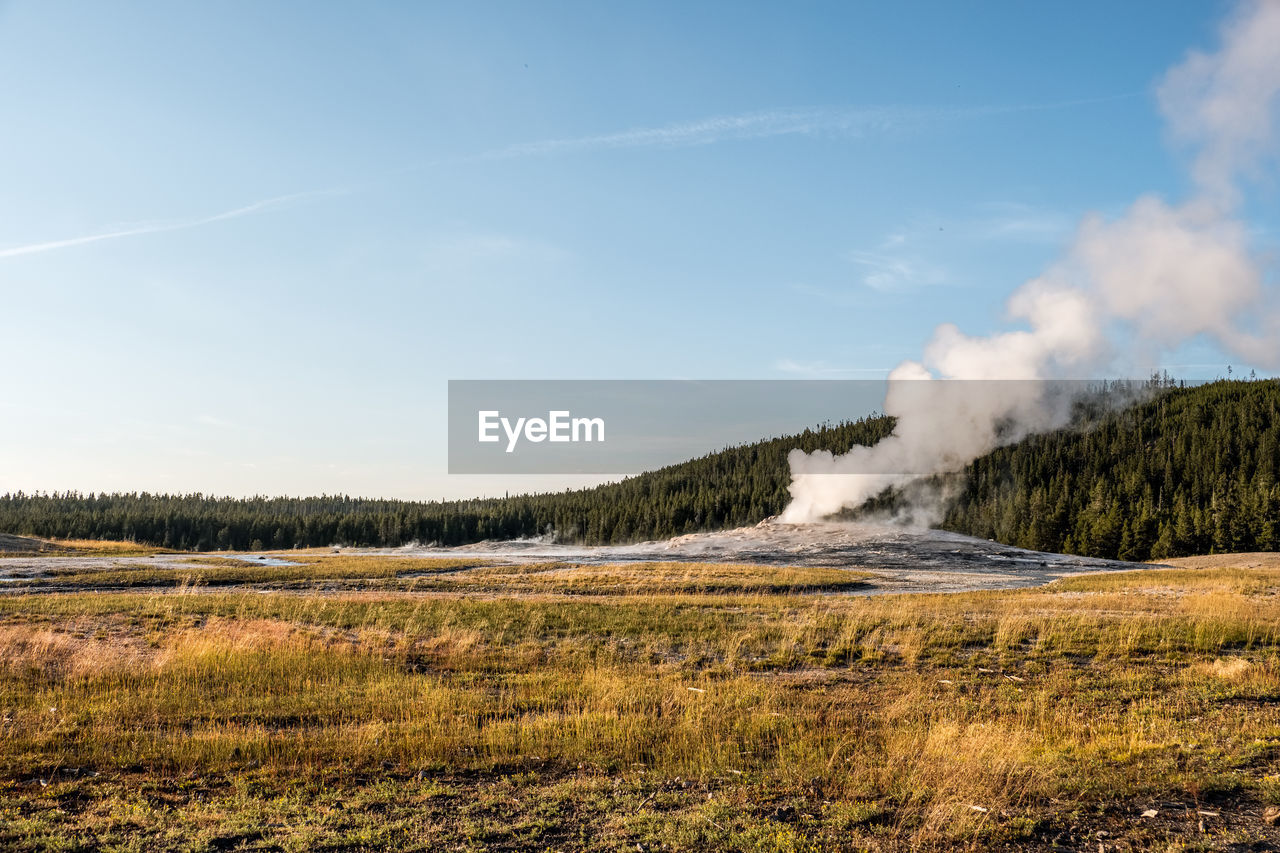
[783,0,1280,524]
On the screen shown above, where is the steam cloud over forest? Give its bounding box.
[783,0,1280,523]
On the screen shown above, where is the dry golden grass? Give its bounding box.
[0,621,155,680]
[44,538,174,555]
[451,560,871,594]
[12,555,868,596]
[19,555,488,589]
[0,556,1278,851]
[0,536,170,557]
[1158,552,1280,571]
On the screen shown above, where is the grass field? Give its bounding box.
[0,537,173,558]
[1,552,1279,851]
[9,555,873,596]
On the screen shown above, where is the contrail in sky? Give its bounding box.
[0,92,1136,261]
[0,188,344,260]
[485,93,1142,158]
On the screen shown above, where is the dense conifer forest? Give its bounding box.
[1,379,1276,560]
[941,379,1280,560]
[0,417,895,551]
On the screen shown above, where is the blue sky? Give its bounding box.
[0,0,1263,499]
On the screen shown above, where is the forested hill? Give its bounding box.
[940,379,1280,561]
[1,380,1276,559]
[0,417,895,551]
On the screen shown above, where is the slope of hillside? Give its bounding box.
[941,379,1280,560]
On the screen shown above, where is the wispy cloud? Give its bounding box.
[846,201,1077,292]
[849,247,949,292]
[0,188,345,261]
[490,108,904,158]
[973,201,1074,243]
[420,231,573,277]
[775,358,892,378]
[485,93,1141,159]
[2,92,1129,263]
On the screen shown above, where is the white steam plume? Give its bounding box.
[782,0,1280,524]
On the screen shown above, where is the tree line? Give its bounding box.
[1,379,1276,560]
[938,379,1280,560]
[0,417,895,551]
